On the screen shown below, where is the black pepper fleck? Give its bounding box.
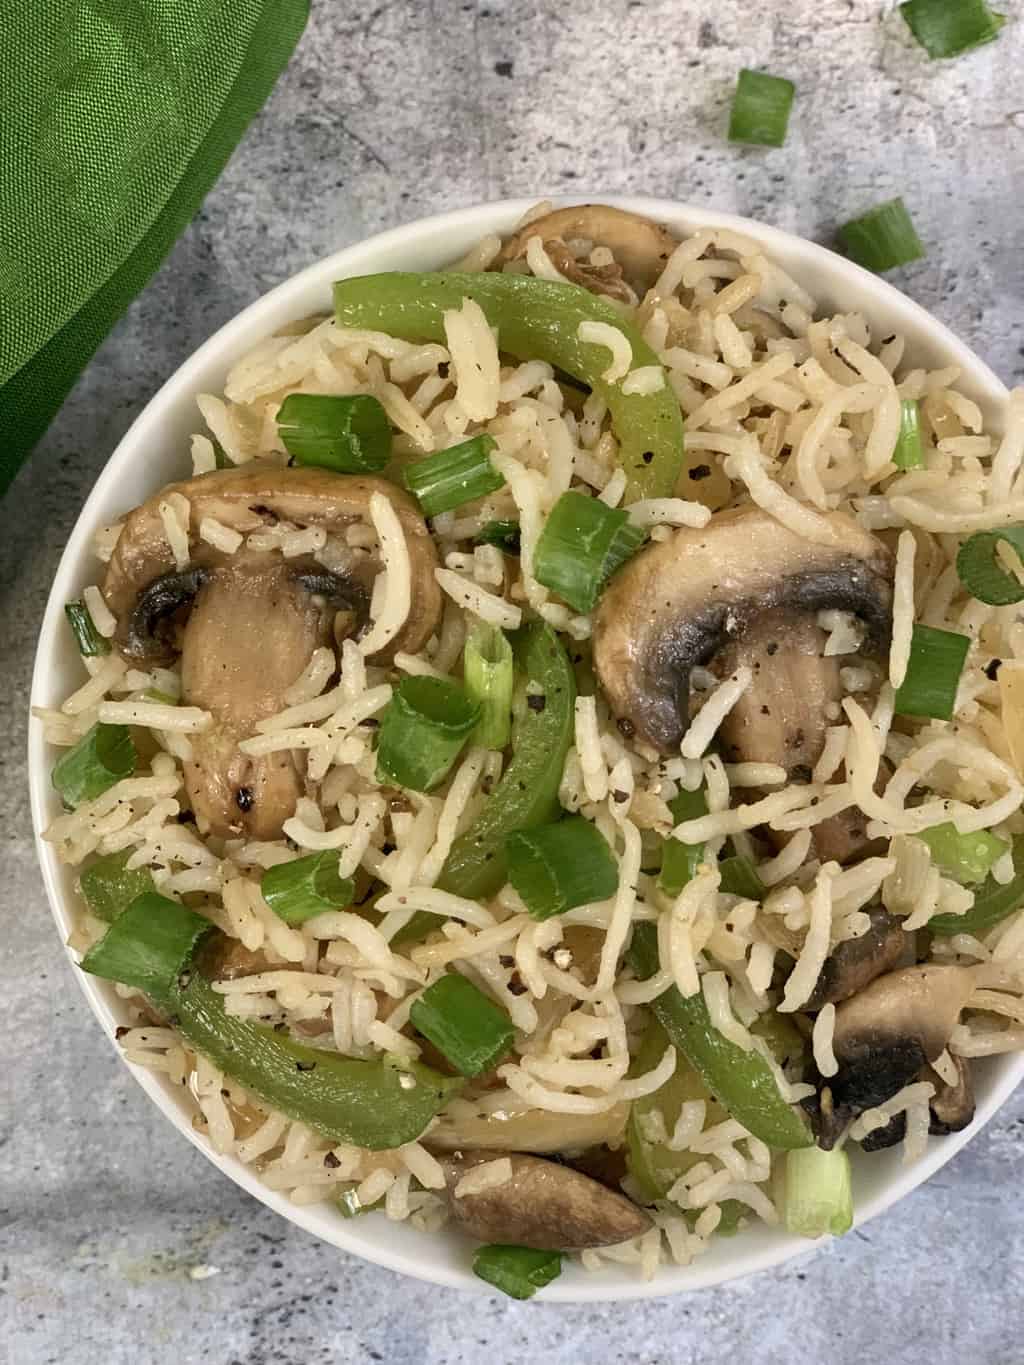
[527,693,547,712]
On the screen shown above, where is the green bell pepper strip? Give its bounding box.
[333,271,685,503]
[81,895,461,1150]
[436,620,576,901]
[929,834,1024,937]
[628,922,813,1151]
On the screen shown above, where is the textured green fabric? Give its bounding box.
[0,0,309,495]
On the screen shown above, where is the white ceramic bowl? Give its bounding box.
[29,196,1022,1300]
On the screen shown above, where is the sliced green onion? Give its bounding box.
[505,816,618,920]
[464,625,515,750]
[472,1244,562,1300]
[660,788,708,897]
[409,972,515,1077]
[900,0,1005,58]
[335,1185,386,1218]
[918,822,1008,885]
[893,624,969,720]
[403,435,503,517]
[277,393,392,473]
[783,1146,854,1239]
[728,68,795,148]
[930,834,1024,935]
[52,723,136,809]
[474,519,521,555]
[261,851,355,925]
[80,893,213,1002]
[376,676,480,792]
[534,491,644,614]
[212,438,233,470]
[78,850,156,923]
[893,399,924,470]
[956,526,1024,606]
[837,198,925,273]
[65,600,110,656]
[718,854,765,900]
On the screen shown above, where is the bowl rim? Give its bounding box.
[28,193,1022,1302]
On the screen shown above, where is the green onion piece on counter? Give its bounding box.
[930,834,1024,935]
[956,526,1024,606]
[472,1244,563,1300]
[464,625,515,750]
[410,973,515,1077]
[78,850,156,923]
[893,399,925,470]
[718,854,766,900]
[474,519,521,555]
[893,623,970,720]
[65,600,111,656]
[82,902,461,1148]
[438,622,576,901]
[918,822,1008,885]
[505,816,618,920]
[659,788,708,897]
[276,393,392,473]
[334,272,690,502]
[900,0,1005,58]
[727,68,796,147]
[261,851,355,925]
[376,676,481,793]
[783,1146,854,1239]
[534,491,644,614]
[52,723,136,809]
[403,435,503,517]
[628,922,813,1150]
[837,198,925,273]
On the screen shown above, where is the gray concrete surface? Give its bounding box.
[4,2,1024,1361]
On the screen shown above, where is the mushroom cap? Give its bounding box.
[593,505,893,754]
[498,204,680,294]
[439,1149,651,1250]
[804,906,908,1011]
[103,463,441,665]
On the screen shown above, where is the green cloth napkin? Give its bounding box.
[0,0,309,496]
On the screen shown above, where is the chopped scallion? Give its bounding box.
[728,68,795,148]
[718,854,766,900]
[930,835,1024,935]
[474,519,521,555]
[505,816,618,920]
[409,972,515,1077]
[52,723,136,809]
[900,0,1005,58]
[893,399,924,470]
[893,624,969,720]
[660,788,708,896]
[65,600,111,656]
[375,676,481,792]
[261,851,355,925]
[464,625,515,750]
[335,1185,385,1218]
[534,491,644,614]
[918,822,1008,885]
[783,1146,854,1239]
[403,435,503,517]
[956,525,1024,606]
[80,893,213,1003]
[78,850,156,923]
[277,393,392,473]
[837,198,925,273]
[472,1244,563,1300]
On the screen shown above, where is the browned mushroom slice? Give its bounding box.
[592,506,893,862]
[498,204,680,295]
[803,906,908,1011]
[439,1150,651,1250]
[859,1054,976,1151]
[102,464,443,838]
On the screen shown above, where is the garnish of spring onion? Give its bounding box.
[659,788,708,897]
[473,519,521,556]
[261,851,355,925]
[472,1244,563,1300]
[276,393,392,473]
[403,434,503,518]
[505,816,618,920]
[783,1146,854,1239]
[78,849,156,923]
[893,623,969,720]
[375,676,481,792]
[65,600,111,656]
[534,490,644,614]
[956,526,1024,606]
[893,399,925,470]
[409,972,516,1077]
[464,624,515,751]
[52,723,136,809]
[918,822,1008,885]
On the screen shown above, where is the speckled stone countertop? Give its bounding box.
[5,3,1024,1361]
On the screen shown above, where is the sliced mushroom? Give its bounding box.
[439,1149,650,1250]
[859,1055,976,1151]
[593,506,893,861]
[498,204,680,295]
[804,906,908,1011]
[103,464,442,839]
